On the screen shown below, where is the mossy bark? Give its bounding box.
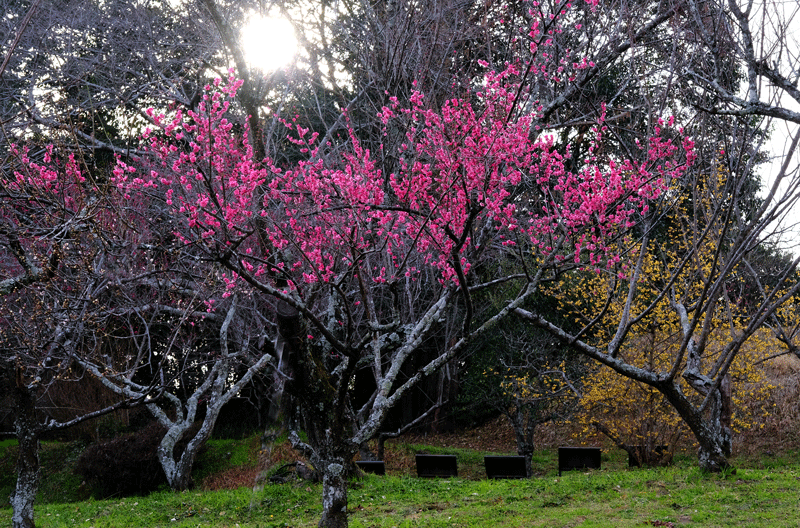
[10,383,39,528]
[319,463,348,528]
[277,299,358,528]
[660,378,731,472]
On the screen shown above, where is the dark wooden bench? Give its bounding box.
[415,454,458,477]
[557,447,601,476]
[356,460,386,475]
[484,455,527,479]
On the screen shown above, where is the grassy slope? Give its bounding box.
[0,434,263,507]
[3,434,800,527]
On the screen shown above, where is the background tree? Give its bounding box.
[0,139,164,528]
[81,295,277,490]
[473,327,583,476]
[678,0,800,351]
[0,1,281,516]
[457,284,586,476]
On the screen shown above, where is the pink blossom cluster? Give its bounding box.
[113,73,268,248]
[264,116,386,284]
[10,144,88,211]
[377,78,694,280]
[105,0,693,292]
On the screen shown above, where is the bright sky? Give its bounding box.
[240,13,298,73]
[753,0,800,250]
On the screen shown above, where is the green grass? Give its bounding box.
[193,434,261,484]
[0,434,265,506]
[0,440,92,508]
[3,449,800,527]
[0,440,15,505]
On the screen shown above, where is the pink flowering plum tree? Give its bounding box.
[1,137,272,525]
[111,6,697,526]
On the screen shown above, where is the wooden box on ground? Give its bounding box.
[558,447,601,476]
[415,454,457,478]
[356,460,386,475]
[484,456,527,479]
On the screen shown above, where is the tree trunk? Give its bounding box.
[662,377,731,472]
[696,383,732,472]
[521,447,533,479]
[163,449,194,491]
[277,299,357,527]
[319,462,348,528]
[157,419,215,491]
[376,436,386,462]
[169,401,225,490]
[11,383,39,528]
[158,423,193,491]
[507,408,535,477]
[697,438,730,472]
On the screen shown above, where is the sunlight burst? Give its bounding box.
[240,14,298,73]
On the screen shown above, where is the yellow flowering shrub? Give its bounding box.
[539,166,779,460]
[573,329,776,455]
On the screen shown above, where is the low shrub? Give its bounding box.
[75,421,168,497]
[75,422,205,497]
[76,421,209,497]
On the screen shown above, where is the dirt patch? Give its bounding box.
[201,438,307,491]
[401,415,575,454]
[402,416,517,453]
[201,465,260,491]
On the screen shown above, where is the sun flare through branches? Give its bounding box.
[240,13,297,73]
